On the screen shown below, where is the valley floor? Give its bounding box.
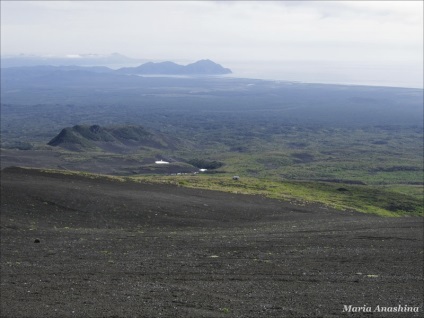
[1,167,423,317]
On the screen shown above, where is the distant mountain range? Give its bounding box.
[0,53,144,68]
[1,54,232,75]
[117,59,231,75]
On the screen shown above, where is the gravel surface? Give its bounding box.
[1,167,423,317]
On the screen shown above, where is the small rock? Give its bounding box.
[34,239,40,243]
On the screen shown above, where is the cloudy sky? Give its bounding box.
[1,1,423,87]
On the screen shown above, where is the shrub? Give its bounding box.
[188,159,224,170]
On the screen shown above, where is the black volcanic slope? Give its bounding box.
[47,124,171,152]
[1,167,423,317]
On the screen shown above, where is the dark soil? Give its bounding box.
[0,150,197,176]
[1,167,423,317]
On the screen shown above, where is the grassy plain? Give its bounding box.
[35,167,422,217]
[135,175,423,217]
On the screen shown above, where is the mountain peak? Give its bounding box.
[183,60,232,75]
[117,59,232,75]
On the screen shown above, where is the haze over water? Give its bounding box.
[226,60,423,89]
[2,1,422,90]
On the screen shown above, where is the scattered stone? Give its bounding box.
[34,239,40,243]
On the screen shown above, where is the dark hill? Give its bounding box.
[47,127,95,151]
[47,124,172,152]
[181,59,232,75]
[116,59,232,75]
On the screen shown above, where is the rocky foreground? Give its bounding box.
[1,167,422,317]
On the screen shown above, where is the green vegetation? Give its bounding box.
[108,125,151,141]
[220,307,230,314]
[187,159,224,170]
[1,76,422,217]
[45,124,169,152]
[33,168,422,217]
[132,174,422,217]
[1,141,33,150]
[48,127,98,150]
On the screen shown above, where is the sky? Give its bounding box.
[1,1,423,88]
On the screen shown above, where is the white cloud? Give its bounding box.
[1,1,422,87]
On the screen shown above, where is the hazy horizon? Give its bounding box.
[1,1,423,88]
[1,53,422,89]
